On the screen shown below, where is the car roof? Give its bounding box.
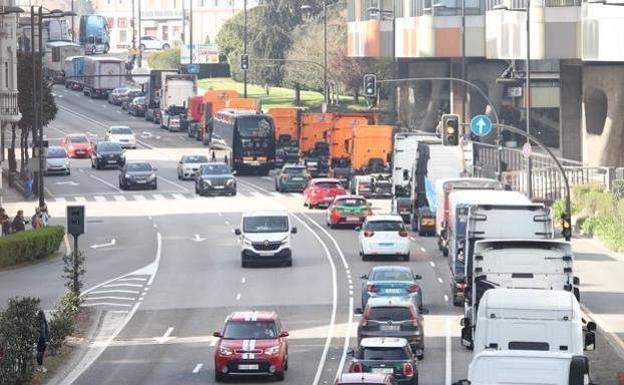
[228,311,278,322]
[283,164,306,169]
[367,296,414,308]
[334,195,366,201]
[242,210,289,218]
[336,373,391,384]
[312,178,341,183]
[65,133,88,137]
[127,161,151,165]
[360,337,409,348]
[109,125,131,129]
[183,154,210,159]
[48,145,65,150]
[366,214,404,222]
[448,190,531,206]
[371,265,412,274]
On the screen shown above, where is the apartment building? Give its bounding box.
[0,0,22,150]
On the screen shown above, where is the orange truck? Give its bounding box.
[268,108,303,167]
[226,97,262,112]
[299,113,334,155]
[348,125,394,172]
[198,89,239,144]
[329,116,370,166]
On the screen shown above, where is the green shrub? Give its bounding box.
[593,216,624,252]
[580,215,603,236]
[0,297,41,384]
[47,292,78,355]
[575,216,588,232]
[613,180,624,201]
[0,226,65,268]
[147,48,181,70]
[551,199,577,222]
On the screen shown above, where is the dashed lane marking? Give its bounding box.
[192,364,203,374]
[444,295,449,302]
[134,194,147,201]
[113,195,127,202]
[437,277,444,284]
[430,261,436,268]
[236,293,241,301]
[94,196,107,202]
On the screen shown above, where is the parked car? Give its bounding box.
[45,146,70,175]
[358,215,411,261]
[139,35,170,51]
[335,373,397,385]
[105,126,137,149]
[119,161,157,190]
[213,311,289,382]
[127,96,147,117]
[275,164,309,193]
[62,133,93,158]
[360,265,423,311]
[107,87,131,105]
[194,162,236,196]
[120,89,144,110]
[349,337,419,385]
[91,141,125,170]
[326,195,372,228]
[303,178,346,209]
[177,154,210,180]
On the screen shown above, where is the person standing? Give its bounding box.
[12,210,26,233]
[0,208,10,235]
[36,310,48,372]
[40,204,50,227]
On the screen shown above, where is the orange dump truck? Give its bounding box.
[349,125,394,172]
[268,107,301,142]
[198,89,239,144]
[226,97,262,112]
[299,113,334,155]
[329,116,370,166]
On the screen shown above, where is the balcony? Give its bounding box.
[141,10,183,20]
[0,90,21,123]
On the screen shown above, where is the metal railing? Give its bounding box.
[486,0,580,10]
[0,90,20,121]
[141,10,183,19]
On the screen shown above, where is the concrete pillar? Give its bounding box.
[450,59,469,126]
[466,59,507,123]
[582,64,624,167]
[559,60,582,161]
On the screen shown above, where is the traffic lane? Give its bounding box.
[74,211,337,385]
[0,216,156,309]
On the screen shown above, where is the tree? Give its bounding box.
[0,297,41,384]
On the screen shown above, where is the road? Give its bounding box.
[0,84,621,384]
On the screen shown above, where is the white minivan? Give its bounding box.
[235,211,297,268]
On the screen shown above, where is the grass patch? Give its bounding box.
[198,77,369,112]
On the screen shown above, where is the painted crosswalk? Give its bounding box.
[81,274,150,312]
[48,190,302,203]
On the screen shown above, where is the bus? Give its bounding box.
[213,110,276,175]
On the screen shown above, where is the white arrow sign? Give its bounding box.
[477,118,485,131]
[191,234,205,242]
[90,239,116,249]
[55,181,80,186]
[155,327,175,344]
[141,131,153,138]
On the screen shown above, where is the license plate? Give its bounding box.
[135,180,147,184]
[292,177,304,181]
[385,288,403,294]
[238,364,259,370]
[213,186,224,189]
[346,216,360,222]
[380,325,400,331]
[379,242,394,247]
[77,150,84,154]
[108,160,117,164]
[372,368,394,374]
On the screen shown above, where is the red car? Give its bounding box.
[213,311,289,382]
[304,178,346,209]
[62,133,92,158]
[326,195,372,228]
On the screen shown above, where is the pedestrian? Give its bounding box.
[224,154,228,165]
[12,210,26,233]
[31,207,43,229]
[36,310,48,373]
[0,208,9,236]
[211,150,216,162]
[40,204,50,227]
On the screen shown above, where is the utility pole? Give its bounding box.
[461,0,466,125]
[71,0,75,43]
[243,0,248,98]
[525,0,532,198]
[37,6,44,208]
[190,0,193,64]
[131,0,136,49]
[138,0,142,67]
[322,0,328,110]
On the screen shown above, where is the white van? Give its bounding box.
[235,211,297,268]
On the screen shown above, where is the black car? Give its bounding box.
[121,90,144,110]
[119,161,157,190]
[195,162,236,196]
[128,96,147,117]
[91,142,125,170]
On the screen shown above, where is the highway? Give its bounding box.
[0,84,621,385]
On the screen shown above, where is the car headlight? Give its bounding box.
[125,173,132,179]
[280,236,288,245]
[148,173,156,181]
[414,328,421,336]
[226,178,235,186]
[65,159,70,166]
[264,345,280,356]
[96,154,102,158]
[242,237,252,246]
[203,179,212,186]
[218,346,233,356]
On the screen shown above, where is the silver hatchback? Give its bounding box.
[45,146,71,175]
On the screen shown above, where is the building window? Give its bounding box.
[119,30,128,42]
[4,62,8,90]
[118,17,128,28]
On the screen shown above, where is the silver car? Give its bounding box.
[177,154,210,180]
[45,146,70,175]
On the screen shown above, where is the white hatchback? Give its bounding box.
[358,214,411,261]
[105,126,137,149]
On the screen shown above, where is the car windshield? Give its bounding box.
[238,116,273,137]
[202,163,229,175]
[283,167,306,175]
[371,269,412,281]
[133,97,145,103]
[110,127,133,135]
[184,155,209,164]
[243,216,289,233]
[222,320,278,340]
[114,88,128,94]
[358,347,408,361]
[98,143,122,152]
[127,163,152,172]
[315,181,341,189]
[336,198,366,207]
[366,221,403,231]
[69,136,88,143]
[367,307,413,321]
[47,147,66,158]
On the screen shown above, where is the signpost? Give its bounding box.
[470,115,493,137]
[67,206,85,297]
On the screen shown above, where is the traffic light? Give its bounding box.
[441,114,460,146]
[240,54,249,70]
[363,73,377,97]
[561,212,572,241]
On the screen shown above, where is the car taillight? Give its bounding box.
[364,230,374,237]
[403,362,414,377]
[407,285,420,293]
[367,285,379,293]
[352,362,362,373]
[399,228,409,237]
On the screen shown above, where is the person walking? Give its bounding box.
[0,208,10,236]
[36,310,48,373]
[40,204,50,227]
[11,210,26,233]
[31,207,43,229]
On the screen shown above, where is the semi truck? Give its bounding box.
[145,69,178,123]
[79,15,111,54]
[159,74,197,132]
[82,56,124,98]
[63,56,85,90]
[43,41,84,83]
[268,107,302,167]
[199,89,239,144]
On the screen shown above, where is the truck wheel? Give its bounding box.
[104,43,110,53]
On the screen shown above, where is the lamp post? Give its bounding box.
[190,0,193,64]
[138,0,142,67]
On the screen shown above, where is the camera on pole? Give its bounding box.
[240,54,249,70]
[363,73,377,97]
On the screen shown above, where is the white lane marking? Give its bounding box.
[210,338,218,347]
[90,239,116,249]
[437,277,444,284]
[430,261,436,268]
[293,214,337,385]
[236,293,241,301]
[153,224,157,229]
[103,283,143,288]
[410,236,416,241]
[89,173,123,193]
[217,212,222,216]
[241,277,246,284]
[94,195,107,202]
[155,327,175,344]
[113,195,127,202]
[336,296,355,376]
[90,289,140,295]
[118,277,147,282]
[172,193,186,200]
[159,176,189,192]
[44,186,56,197]
[153,194,165,200]
[192,364,203,374]
[83,296,135,302]
[445,316,452,385]
[420,247,426,253]
[74,196,87,202]
[261,176,273,181]
[55,197,67,203]
[444,294,449,302]
[147,232,163,286]
[87,131,97,136]
[81,302,132,307]
[134,194,146,201]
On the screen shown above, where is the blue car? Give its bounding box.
[360,266,423,311]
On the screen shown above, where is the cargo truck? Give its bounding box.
[268,108,302,168]
[82,56,124,98]
[145,69,178,123]
[64,56,85,90]
[159,74,197,132]
[197,89,239,144]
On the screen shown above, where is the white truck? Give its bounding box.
[158,73,197,132]
[456,351,593,385]
[82,56,124,99]
[472,288,595,355]
[447,190,532,307]
[391,132,437,197]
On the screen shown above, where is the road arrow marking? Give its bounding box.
[55,181,80,186]
[192,234,205,242]
[155,327,175,344]
[141,131,153,138]
[90,239,116,249]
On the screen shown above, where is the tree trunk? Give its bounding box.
[294,83,301,106]
[8,123,16,173]
[354,89,359,102]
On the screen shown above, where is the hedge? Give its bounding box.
[0,226,65,268]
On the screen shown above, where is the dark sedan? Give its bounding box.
[194,162,236,196]
[121,90,144,110]
[127,96,147,117]
[119,161,157,190]
[91,142,125,170]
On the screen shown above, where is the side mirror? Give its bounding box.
[360,274,368,280]
[347,348,355,357]
[573,287,580,302]
[213,331,222,338]
[279,328,289,338]
[414,274,422,280]
[367,202,373,207]
[232,170,237,175]
[584,331,596,351]
[419,307,430,315]
[291,227,298,234]
[573,276,580,286]
[461,325,473,350]
[234,228,242,236]
[354,308,363,315]
[452,380,470,385]
[586,321,597,332]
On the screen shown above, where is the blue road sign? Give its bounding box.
[186,64,200,74]
[470,115,493,137]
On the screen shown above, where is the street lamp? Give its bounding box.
[301,1,328,112]
[244,0,248,98]
[367,4,396,124]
